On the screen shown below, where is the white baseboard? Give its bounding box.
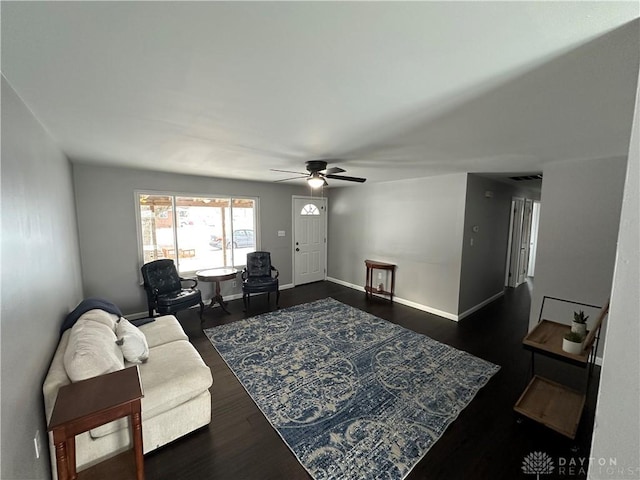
[394,296,459,322]
[326,276,361,290]
[457,291,505,321]
[326,277,459,321]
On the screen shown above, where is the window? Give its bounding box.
[300,203,320,215]
[137,193,257,273]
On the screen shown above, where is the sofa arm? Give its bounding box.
[42,330,72,421]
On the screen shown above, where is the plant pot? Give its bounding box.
[562,337,583,355]
[571,321,587,336]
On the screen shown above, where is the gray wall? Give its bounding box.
[327,172,541,319]
[328,174,467,318]
[73,163,307,315]
[589,81,639,478]
[529,158,627,366]
[458,175,515,315]
[529,156,628,357]
[1,77,83,479]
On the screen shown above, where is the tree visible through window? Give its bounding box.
[137,193,257,273]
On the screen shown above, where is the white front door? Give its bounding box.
[293,197,327,285]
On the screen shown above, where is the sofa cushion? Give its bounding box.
[138,340,213,419]
[89,339,212,439]
[116,317,149,364]
[138,315,188,348]
[63,317,124,382]
[76,308,119,331]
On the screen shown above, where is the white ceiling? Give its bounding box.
[2,1,639,187]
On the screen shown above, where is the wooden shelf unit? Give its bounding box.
[514,298,609,439]
[515,375,586,439]
[523,320,591,366]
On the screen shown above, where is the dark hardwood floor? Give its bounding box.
[142,281,600,480]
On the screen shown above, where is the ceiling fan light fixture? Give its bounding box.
[272,160,366,186]
[307,174,325,189]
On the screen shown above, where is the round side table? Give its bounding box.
[196,267,238,314]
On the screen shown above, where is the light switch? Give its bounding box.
[278,230,286,237]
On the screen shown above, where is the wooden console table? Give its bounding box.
[48,366,145,480]
[514,299,608,439]
[364,260,396,303]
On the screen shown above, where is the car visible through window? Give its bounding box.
[209,229,255,249]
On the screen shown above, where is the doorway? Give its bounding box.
[505,197,535,288]
[292,196,327,285]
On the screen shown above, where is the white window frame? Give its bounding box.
[134,190,260,275]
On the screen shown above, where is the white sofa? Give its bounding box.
[43,310,213,476]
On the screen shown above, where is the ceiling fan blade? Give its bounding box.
[325,174,367,183]
[274,175,308,183]
[321,166,346,175]
[270,168,308,175]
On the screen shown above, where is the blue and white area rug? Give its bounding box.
[204,298,499,480]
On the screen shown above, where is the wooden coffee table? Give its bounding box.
[48,366,144,480]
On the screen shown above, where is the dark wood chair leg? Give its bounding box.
[199,301,204,322]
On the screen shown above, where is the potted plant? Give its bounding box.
[562,331,584,355]
[572,310,589,336]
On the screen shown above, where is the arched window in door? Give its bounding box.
[300,204,320,216]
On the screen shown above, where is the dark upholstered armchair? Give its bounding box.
[242,251,279,311]
[141,259,204,319]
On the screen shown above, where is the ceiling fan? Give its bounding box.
[271,160,366,188]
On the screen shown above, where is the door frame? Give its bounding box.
[527,201,541,277]
[518,199,534,285]
[505,197,524,288]
[505,197,535,288]
[292,195,328,286]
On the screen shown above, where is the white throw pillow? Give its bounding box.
[116,317,150,364]
[64,318,125,382]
